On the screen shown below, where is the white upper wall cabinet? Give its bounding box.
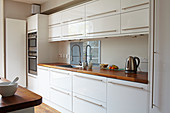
[49,12,61,26]
[86,0,120,19]
[121,0,149,13]
[62,21,85,40]
[62,5,85,24]
[27,14,37,32]
[49,25,61,40]
[121,8,149,34]
[86,14,120,37]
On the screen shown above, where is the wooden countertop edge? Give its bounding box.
[0,87,42,113]
[38,64,148,84]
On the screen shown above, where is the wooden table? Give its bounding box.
[0,78,42,113]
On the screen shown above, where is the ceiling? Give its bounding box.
[11,0,49,4]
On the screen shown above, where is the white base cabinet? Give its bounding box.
[36,66,149,113]
[107,78,149,113]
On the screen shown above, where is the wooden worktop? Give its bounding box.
[0,78,42,113]
[38,63,148,84]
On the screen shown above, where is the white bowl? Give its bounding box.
[0,82,18,97]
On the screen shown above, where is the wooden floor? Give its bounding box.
[35,103,60,113]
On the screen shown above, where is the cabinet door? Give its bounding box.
[38,66,50,100]
[73,94,106,113]
[73,73,106,102]
[86,0,120,19]
[107,78,148,113]
[62,22,85,40]
[121,0,149,13]
[49,69,71,91]
[27,75,39,94]
[27,14,37,32]
[86,15,120,37]
[62,5,85,24]
[49,12,61,26]
[121,8,149,34]
[49,25,61,39]
[50,88,72,111]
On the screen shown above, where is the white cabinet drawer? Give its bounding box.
[49,25,61,38]
[62,5,85,24]
[107,78,148,113]
[121,8,149,34]
[49,12,61,26]
[62,22,85,40]
[73,93,106,113]
[27,75,39,94]
[50,88,72,111]
[73,73,106,102]
[50,69,72,91]
[86,15,120,37]
[86,0,120,19]
[121,0,149,13]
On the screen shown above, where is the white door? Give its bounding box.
[6,18,26,87]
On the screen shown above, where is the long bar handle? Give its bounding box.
[74,75,104,82]
[122,26,149,31]
[74,96,103,108]
[87,10,117,18]
[49,36,61,39]
[122,2,149,10]
[63,18,83,23]
[63,34,83,37]
[49,23,61,27]
[87,30,117,34]
[51,87,70,95]
[108,82,144,90]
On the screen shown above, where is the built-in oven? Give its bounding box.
[28,32,37,47]
[28,56,37,75]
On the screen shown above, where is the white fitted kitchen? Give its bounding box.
[0,0,170,113]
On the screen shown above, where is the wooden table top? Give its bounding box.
[0,78,42,113]
[38,63,148,84]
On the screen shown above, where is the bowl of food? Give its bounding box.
[0,82,18,97]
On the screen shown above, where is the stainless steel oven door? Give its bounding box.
[28,56,37,75]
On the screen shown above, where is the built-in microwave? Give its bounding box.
[28,38,37,47]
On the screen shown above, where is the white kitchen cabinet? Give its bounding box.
[49,12,61,26]
[121,0,149,13]
[121,8,149,34]
[107,78,149,113]
[62,5,85,24]
[49,25,61,41]
[50,88,72,111]
[86,0,120,19]
[62,21,85,40]
[27,14,37,32]
[86,14,120,37]
[49,68,72,91]
[37,66,50,100]
[73,93,106,113]
[73,73,107,102]
[27,75,39,94]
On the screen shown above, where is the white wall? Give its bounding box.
[57,35,148,72]
[5,0,31,20]
[0,0,4,77]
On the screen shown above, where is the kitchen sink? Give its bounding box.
[56,65,81,68]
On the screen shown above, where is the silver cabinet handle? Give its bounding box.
[87,10,117,18]
[122,26,149,31]
[28,56,37,59]
[87,30,117,34]
[49,23,61,26]
[51,87,70,95]
[74,75,104,82]
[74,96,103,108]
[108,82,144,90]
[51,70,69,75]
[49,36,61,38]
[122,2,149,10]
[63,34,83,37]
[63,18,83,23]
